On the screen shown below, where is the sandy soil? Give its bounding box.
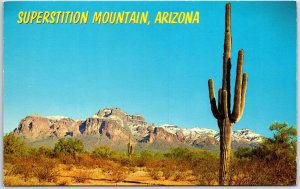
[4,163,199,186]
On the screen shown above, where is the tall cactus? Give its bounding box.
[127,134,134,158]
[208,3,248,185]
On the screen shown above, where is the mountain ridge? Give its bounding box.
[12,107,264,151]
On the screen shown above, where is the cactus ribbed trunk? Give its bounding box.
[207,3,248,185]
[218,120,232,185]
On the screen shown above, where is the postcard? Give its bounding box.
[3,1,296,186]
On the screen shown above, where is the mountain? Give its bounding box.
[12,108,264,151]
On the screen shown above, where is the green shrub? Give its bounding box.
[92,145,112,158]
[234,147,252,159]
[37,146,54,158]
[54,138,84,156]
[136,150,154,167]
[230,122,297,185]
[234,122,296,162]
[165,147,189,160]
[4,134,28,158]
[186,149,217,167]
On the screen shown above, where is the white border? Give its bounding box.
[0,1,298,189]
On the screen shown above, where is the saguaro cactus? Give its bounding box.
[208,3,248,185]
[127,134,134,158]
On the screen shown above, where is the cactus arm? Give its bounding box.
[130,145,133,154]
[208,79,222,119]
[127,143,130,154]
[230,50,244,122]
[239,73,248,119]
[218,88,223,113]
[222,90,228,118]
[226,60,231,116]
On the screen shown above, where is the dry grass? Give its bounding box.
[191,157,218,185]
[4,150,296,186]
[72,169,91,183]
[161,167,175,180]
[173,171,188,181]
[107,163,129,183]
[58,154,76,164]
[228,159,296,186]
[34,158,58,182]
[77,155,96,168]
[5,157,295,186]
[10,157,34,182]
[56,180,69,186]
[63,164,73,171]
[147,168,162,180]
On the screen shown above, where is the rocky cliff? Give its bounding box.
[13,108,264,150]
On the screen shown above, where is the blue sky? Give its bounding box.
[4,2,296,137]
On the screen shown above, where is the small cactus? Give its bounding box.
[127,134,134,158]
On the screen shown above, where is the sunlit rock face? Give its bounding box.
[13,108,264,150]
